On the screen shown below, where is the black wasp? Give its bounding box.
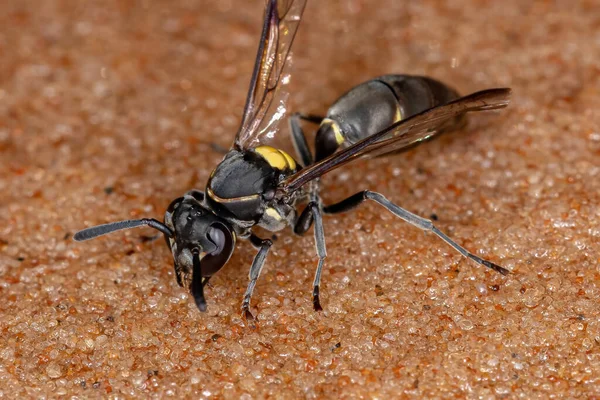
[75,0,512,319]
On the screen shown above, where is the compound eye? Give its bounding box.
[202,223,235,276]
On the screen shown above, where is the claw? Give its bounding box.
[312,287,323,311]
[468,254,510,276]
[242,304,255,321]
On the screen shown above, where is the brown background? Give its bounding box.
[1,0,600,398]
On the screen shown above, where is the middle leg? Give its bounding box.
[293,201,327,311]
[289,113,331,310]
[323,191,509,275]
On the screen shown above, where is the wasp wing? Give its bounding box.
[233,0,307,150]
[281,88,511,193]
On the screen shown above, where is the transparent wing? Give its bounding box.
[233,0,307,150]
[281,88,512,193]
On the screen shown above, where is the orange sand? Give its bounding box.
[1,0,599,397]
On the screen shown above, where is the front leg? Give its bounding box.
[294,201,327,311]
[241,234,273,320]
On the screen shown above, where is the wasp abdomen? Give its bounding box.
[378,75,459,118]
[315,74,460,161]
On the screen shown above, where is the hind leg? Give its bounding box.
[323,190,509,275]
[288,112,324,167]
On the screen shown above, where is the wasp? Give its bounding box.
[74,0,511,319]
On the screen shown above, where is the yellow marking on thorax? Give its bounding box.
[254,146,296,170]
[394,107,402,123]
[322,118,345,145]
[264,207,283,221]
[206,186,260,203]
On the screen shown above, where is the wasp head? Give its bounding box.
[73,191,235,312]
[164,193,235,311]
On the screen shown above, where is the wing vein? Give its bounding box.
[282,88,512,193]
[234,0,307,150]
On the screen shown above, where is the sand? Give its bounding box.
[1,0,600,398]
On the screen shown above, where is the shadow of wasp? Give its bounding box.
[75,0,511,319]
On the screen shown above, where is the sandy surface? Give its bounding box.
[1,0,600,398]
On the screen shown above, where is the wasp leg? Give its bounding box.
[323,191,509,276]
[293,201,327,311]
[241,234,273,320]
[293,203,314,235]
[289,112,324,167]
[289,107,329,310]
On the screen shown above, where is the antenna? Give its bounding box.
[73,218,173,241]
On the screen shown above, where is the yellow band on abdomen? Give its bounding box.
[322,118,345,145]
